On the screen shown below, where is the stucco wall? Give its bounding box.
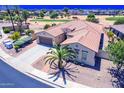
[37,31,66,45]
[55,33,66,44]
[65,43,96,66]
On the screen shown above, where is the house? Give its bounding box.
[110,24,124,39]
[37,20,103,66]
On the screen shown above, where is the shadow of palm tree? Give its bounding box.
[48,62,79,85]
[108,67,124,88]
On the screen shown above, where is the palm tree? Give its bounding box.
[44,44,78,84]
[5,5,15,31]
[14,5,23,33]
[44,45,76,69]
[22,10,30,24]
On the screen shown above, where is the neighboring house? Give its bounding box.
[37,20,103,66]
[110,24,124,39]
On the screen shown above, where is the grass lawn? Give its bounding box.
[106,16,124,21]
[30,19,72,22]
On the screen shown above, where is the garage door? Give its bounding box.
[39,36,53,46]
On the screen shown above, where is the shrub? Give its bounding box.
[26,29,34,35]
[86,14,99,23]
[3,28,10,34]
[51,23,56,26]
[43,24,51,29]
[14,45,20,49]
[10,32,20,41]
[114,19,124,25]
[50,12,59,19]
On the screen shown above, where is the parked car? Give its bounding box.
[3,40,13,49]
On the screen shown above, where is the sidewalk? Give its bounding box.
[0,45,90,88]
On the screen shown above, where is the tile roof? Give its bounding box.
[111,24,124,34]
[61,21,103,52]
[40,20,103,52]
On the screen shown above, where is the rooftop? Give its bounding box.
[111,24,124,34]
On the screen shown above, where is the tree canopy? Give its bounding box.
[39,11,44,18]
[50,12,59,19]
[106,40,124,73]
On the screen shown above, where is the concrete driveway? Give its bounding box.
[10,45,51,71]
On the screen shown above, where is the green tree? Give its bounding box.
[10,32,20,41]
[44,45,76,70]
[63,7,69,13]
[39,11,44,18]
[114,19,124,25]
[50,12,58,19]
[106,40,124,75]
[44,45,77,84]
[43,24,50,29]
[22,10,30,24]
[86,13,99,23]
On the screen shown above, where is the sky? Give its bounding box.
[0,5,124,10]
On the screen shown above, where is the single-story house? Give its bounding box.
[110,24,124,39]
[37,20,103,66]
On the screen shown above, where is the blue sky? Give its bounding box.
[0,5,124,10]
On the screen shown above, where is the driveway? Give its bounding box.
[10,44,51,71]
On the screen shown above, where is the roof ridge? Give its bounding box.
[83,21,102,35]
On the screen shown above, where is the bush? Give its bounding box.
[51,23,56,26]
[26,29,34,35]
[114,19,124,25]
[3,28,11,34]
[50,12,59,19]
[43,24,51,29]
[86,14,99,23]
[14,45,20,49]
[10,32,20,41]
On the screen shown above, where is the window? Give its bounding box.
[82,50,88,61]
[74,49,79,54]
[75,44,78,47]
[74,49,79,59]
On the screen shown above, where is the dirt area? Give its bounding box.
[0,40,37,57]
[32,56,114,88]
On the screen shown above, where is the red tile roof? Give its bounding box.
[41,20,103,52]
[61,21,103,52]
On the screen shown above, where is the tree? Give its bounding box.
[50,12,58,19]
[106,40,124,75]
[22,10,30,24]
[5,5,15,31]
[44,45,76,69]
[107,31,114,42]
[43,24,50,29]
[86,13,99,23]
[14,5,23,33]
[44,45,78,84]
[114,19,124,25]
[63,7,69,13]
[10,32,20,41]
[39,11,44,18]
